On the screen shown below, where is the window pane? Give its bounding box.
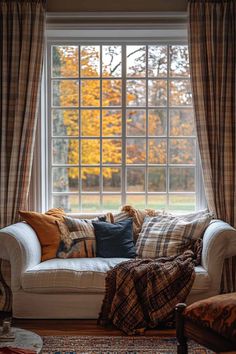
[49,41,197,213]
[102,110,122,136]
[127,167,145,192]
[52,80,79,107]
[148,139,167,164]
[169,167,195,192]
[148,109,167,136]
[82,167,100,191]
[169,139,195,164]
[126,110,146,136]
[52,139,79,164]
[81,80,100,107]
[170,80,192,106]
[102,45,122,77]
[148,45,167,77]
[147,195,167,210]
[103,167,121,192]
[53,195,79,213]
[52,46,78,78]
[81,139,100,164]
[81,195,100,212]
[169,195,196,212]
[103,195,121,211]
[126,45,146,77]
[52,167,79,192]
[126,195,145,209]
[170,45,190,77]
[148,80,167,106]
[170,109,195,136]
[126,80,146,106]
[148,167,166,192]
[103,139,122,164]
[126,138,146,164]
[81,46,100,77]
[52,109,79,136]
[102,79,122,107]
[81,110,100,136]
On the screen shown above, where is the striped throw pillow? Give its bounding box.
[106,205,164,242]
[136,211,214,259]
[56,216,98,258]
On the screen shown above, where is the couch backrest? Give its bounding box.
[67,213,108,220]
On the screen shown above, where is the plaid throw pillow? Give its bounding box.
[56,216,98,258]
[136,210,214,259]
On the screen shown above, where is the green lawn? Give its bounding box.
[62,194,196,213]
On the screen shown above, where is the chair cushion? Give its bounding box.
[185,293,236,343]
[21,258,130,293]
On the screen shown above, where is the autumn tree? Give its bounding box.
[52,44,195,210]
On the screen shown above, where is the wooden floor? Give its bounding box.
[1,314,175,337]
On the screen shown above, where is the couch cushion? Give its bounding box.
[21,259,210,294]
[21,258,130,293]
[19,208,66,261]
[92,219,136,258]
[107,205,162,242]
[191,266,211,291]
[56,216,97,259]
[136,211,213,260]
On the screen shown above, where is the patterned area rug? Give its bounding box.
[42,335,214,353]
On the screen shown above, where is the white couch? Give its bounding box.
[0,215,236,319]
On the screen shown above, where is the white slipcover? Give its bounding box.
[0,218,236,318]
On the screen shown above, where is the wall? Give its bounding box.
[46,0,188,12]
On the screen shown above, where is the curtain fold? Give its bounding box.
[188,0,236,292]
[0,0,46,311]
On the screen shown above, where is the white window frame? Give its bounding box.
[30,15,206,213]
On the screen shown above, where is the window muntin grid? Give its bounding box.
[49,43,196,213]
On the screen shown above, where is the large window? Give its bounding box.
[47,41,199,213]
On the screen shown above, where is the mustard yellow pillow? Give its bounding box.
[19,208,65,261]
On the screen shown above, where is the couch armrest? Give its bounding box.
[201,220,236,291]
[0,222,41,291]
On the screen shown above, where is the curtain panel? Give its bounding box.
[0,0,46,228]
[0,0,46,311]
[188,0,236,292]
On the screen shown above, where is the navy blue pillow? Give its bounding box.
[92,218,136,258]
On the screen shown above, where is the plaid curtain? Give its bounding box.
[0,0,46,311]
[188,0,236,292]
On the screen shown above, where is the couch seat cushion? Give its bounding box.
[22,259,210,295]
[22,258,130,293]
[191,266,210,291]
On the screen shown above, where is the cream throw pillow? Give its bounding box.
[136,210,214,259]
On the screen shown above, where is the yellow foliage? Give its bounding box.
[54,46,194,185]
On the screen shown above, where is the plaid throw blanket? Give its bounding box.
[98,250,196,335]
